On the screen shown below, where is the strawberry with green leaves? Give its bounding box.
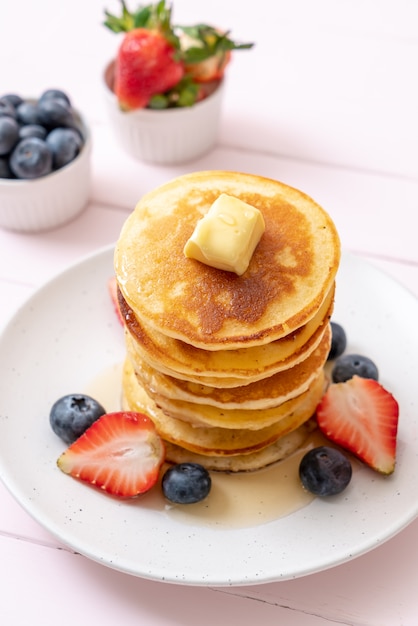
[179,24,251,83]
[115,30,184,109]
[105,1,184,110]
[104,0,253,109]
[57,411,165,497]
[316,375,399,475]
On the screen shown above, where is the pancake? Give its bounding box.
[119,282,334,385]
[122,357,325,455]
[132,324,331,412]
[148,370,325,430]
[114,171,341,472]
[163,421,317,472]
[114,171,341,349]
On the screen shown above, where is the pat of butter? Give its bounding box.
[184,194,265,275]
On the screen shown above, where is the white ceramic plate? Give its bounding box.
[0,246,417,586]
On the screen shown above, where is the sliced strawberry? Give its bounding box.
[184,50,232,83]
[179,24,253,83]
[57,411,165,497]
[316,375,399,475]
[108,276,124,326]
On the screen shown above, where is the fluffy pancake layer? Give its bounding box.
[129,325,331,415]
[119,282,334,385]
[163,424,317,472]
[122,357,325,455]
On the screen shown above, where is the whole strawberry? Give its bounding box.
[105,1,184,110]
[115,28,184,110]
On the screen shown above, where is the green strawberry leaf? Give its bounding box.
[104,0,136,32]
[176,81,200,107]
[132,5,152,28]
[103,1,165,33]
[148,77,200,109]
[179,24,254,63]
[148,94,170,109]
[104,2,254,60]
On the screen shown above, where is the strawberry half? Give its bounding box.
[179,24,253,84]
[57,411,165,497]
[316,375,399,475]
[108,276,124,326]
[184,50,232,83]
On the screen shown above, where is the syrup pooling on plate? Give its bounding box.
[84,363,324,529]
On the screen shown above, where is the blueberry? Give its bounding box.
[38,98,75,130]
[46,127,82,169]
[162,463,211,504]
[19,124,48,141]
[299,446,352,496]
[0,94,24,109]
[0,99,17,119]
[49,393,106,444]
[16,101,41,126]
[9,137,53,179]
[332,353,378,383]
[328,321,347,360]
[0,116,20,155]
[39,89,71,107]
[0,157,14,179]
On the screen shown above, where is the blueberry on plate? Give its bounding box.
[327,321,347,360]
[9,137,53,179]
[299,446,352,496]
[162,463,212,504]
[332,353,378,383]
[46,127,83,169]
[49,393,106,444]
[0,116,19,155]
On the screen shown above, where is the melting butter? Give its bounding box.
[183,193,265,275]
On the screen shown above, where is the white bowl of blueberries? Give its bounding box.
[0,89,91,233]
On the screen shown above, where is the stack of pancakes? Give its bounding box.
[114,171,340,471]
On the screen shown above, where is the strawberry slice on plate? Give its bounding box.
[57,411,165,497]
[316,375,399,475]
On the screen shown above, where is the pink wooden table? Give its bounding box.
[1,1,417,624]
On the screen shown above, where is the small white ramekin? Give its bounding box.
[0,112,92,233]
[103,61,224,165]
